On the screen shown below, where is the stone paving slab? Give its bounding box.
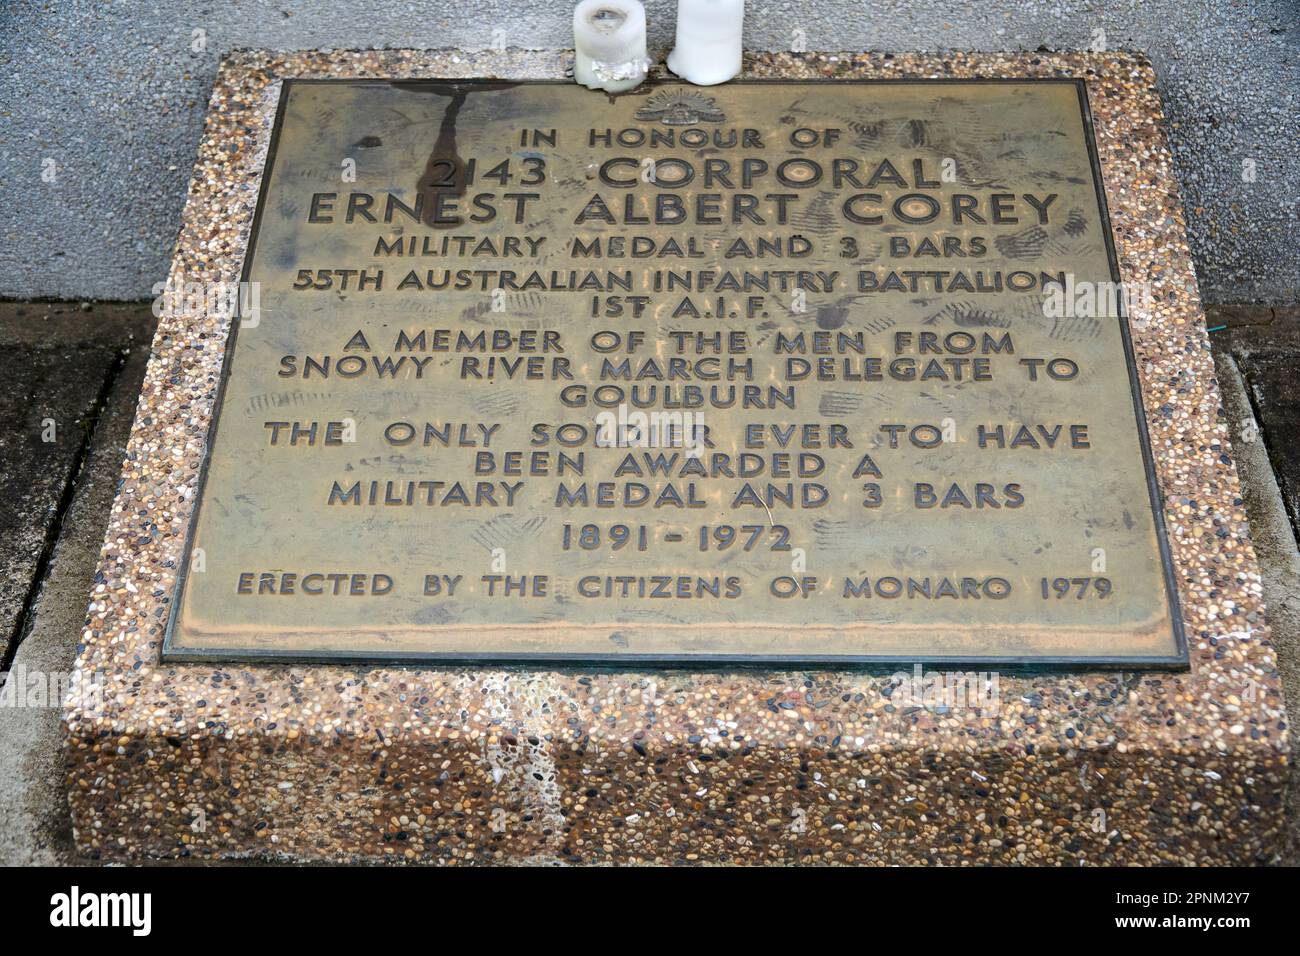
[0,304,153,664]
[1208,307,1300,865]
[0,301,155,865]
[1215,310,1300,547]
[1234,347,1300,549]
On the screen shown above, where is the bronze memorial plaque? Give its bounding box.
[163,78,1187,666]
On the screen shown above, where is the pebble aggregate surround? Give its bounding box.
[63,48,1288,864]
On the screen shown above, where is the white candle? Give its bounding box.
[667,0,744,86]
[573,0,650,93]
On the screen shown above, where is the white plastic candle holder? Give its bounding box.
[573,0,651,93]
[667,0,744,86]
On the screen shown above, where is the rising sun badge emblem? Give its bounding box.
[633,89,727,126]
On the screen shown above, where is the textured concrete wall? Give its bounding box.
[0,0,1295,303]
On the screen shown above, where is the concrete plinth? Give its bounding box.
[63,49,1289,864]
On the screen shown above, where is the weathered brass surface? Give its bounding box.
[164,79,1186,665]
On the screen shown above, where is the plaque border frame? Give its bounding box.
[161,77,1190,669]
